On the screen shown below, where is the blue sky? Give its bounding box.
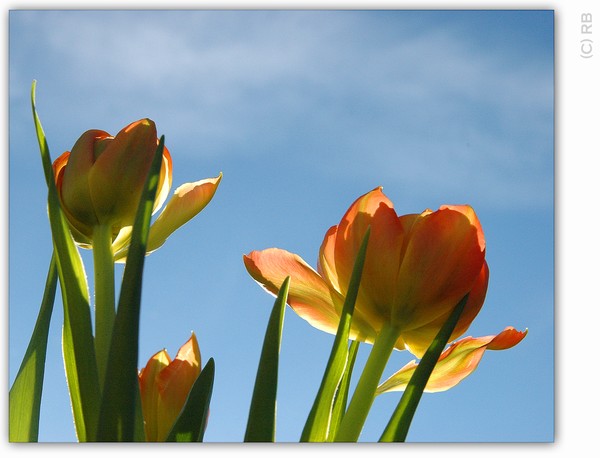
[9,9,554,443]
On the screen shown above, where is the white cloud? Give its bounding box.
[10,10,553,209]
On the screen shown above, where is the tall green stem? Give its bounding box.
[334,323,401,442]
[92,224,115,390]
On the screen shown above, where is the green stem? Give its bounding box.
[334,322,401,442]
[379,294,469,442]
[92,224,115,390]
[328,340,360,441]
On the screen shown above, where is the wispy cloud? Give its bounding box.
[10,10,553,208]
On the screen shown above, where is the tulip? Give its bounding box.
[52,118,222,261]
[244,187,489,359]
[53,118,221,391]
[244,187,526,440]
[138,333,201,442]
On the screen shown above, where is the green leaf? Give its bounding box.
[378,294,469,442]
[244,276,290,442]
[166,358,215,442]
[133,384,146,441]
[31,81,100,441]
[301,228,370,442]
[96,137,165,441]
[328,339,360,440]
[9,254,58,442]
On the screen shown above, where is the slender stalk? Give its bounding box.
[328,340,360,441]
[92,224,115,390]
[96,137,165,441]
[334,323,401,442]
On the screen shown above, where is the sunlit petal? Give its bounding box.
[58,131,110,235]
[376,327,528,394]
[393,206,486,331]
[244,248,342,335]
[138,349,171,442]
[53,150,94,244]
[317,225,340,292]
[152,147,173,215]
[330,188,406,334]
[155,333,201,441]
[138,334,202,442]
[146,173,223,253]
[53,119,175,249]
[111,226,133,261]
[89,119,158,228]
[401,262,489,358]
[441,204,486,251]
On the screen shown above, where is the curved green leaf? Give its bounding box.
[301,228,370,442]
[328,339,360,440]
[379,294,469,442]
[31,81,100,441]
[166,358,215,442]
[244,276,290,442]
[9,254,58,442]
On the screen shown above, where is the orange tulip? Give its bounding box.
[52,118,222,261]
[138,333,201,442]
[244,187,489,358]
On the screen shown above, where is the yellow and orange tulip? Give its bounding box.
[138,333,201,442]
[52,118,222,261]
[244,187,525,367]
[245,187,490,358]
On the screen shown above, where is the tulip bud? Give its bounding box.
[138,333,201,442]
[53,119,172,245]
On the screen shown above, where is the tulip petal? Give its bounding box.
[376,327,527,394]
[138,349,171,442]
[244,248,342,335]
[156,333,201,441]
[401,262,489,358]
[441,204,486,251]
[53,154,94,245]
[449,261,489,340]
[244,248,379,344]
[146,174,222,252]
[110,226,133,256]
[152,146,173,216]
[393,206,486,331]
[317,225,341,292]
[56,132,110,237]
[89,119,159,228]
[318,225,380,338]
[112,174,222,262]
[332,188,405,331]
